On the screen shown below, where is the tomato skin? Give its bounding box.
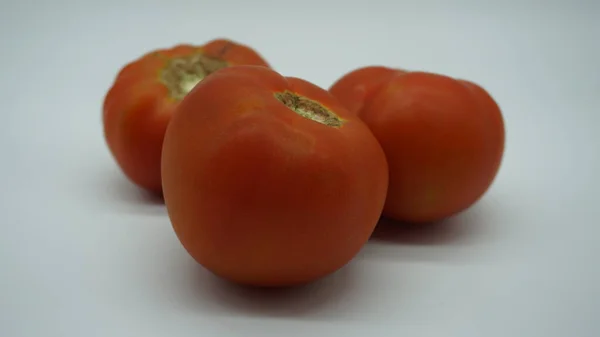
[161,65,389,287]
[102,39,271,194]
[330,67,505,223]
[328,66,401,114]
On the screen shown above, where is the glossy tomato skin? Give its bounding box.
[161,65,388,287]
[102,39,271,194]
[330,67,505,223]
[329,66,401,114]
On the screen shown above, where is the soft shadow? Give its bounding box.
[105,174,164,206]
[86,164,165,214]
[142,242,373,321]
[370,212,480,246]
[180,261,359,319]
[361,203,501,263]
[138,226,396,321]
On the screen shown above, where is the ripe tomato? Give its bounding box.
[161,65,389,287]
[330,67,505,223]
[102,39,271,193]
[329,66,402,115]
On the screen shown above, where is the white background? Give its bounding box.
[1,0,599,336]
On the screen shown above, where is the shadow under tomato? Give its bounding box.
[178,260,362,320]
[361,201,502,263]
[135,216,396,321]
[370,214,478,246]
[87,163,165,214]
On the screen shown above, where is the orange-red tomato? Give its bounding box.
[330,67,505,223]
[161,65,389,287]
[102,39,271,193]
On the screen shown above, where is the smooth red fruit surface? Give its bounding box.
[103,39,271,193]
[328,66,402,114]
[330,67,505,223]
[161,65,389,287]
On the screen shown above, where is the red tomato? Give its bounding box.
[161,65,389,286]
[103,39,271,193]
[330,67,505,223]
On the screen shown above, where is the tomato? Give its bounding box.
[161,65,389,286]
[102,39,271,193]
[330,67,505,223]
[329,66,402,115]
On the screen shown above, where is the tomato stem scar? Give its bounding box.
[274,91,345,128]
[160,53,229,100]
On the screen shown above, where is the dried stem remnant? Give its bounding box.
[274,91,344,128]
[160,53,229,100]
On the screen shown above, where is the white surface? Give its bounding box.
[1,1,599,336]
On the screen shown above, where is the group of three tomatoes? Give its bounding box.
[103,39,505,287]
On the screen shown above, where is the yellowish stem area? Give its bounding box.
[274,91,344,128]
[160,53,229,100]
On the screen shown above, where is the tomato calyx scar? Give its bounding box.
[160,53,229,100]
[274,91,345,128]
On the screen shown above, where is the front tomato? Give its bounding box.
[161,65,389,287]
[103,39,271,193]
